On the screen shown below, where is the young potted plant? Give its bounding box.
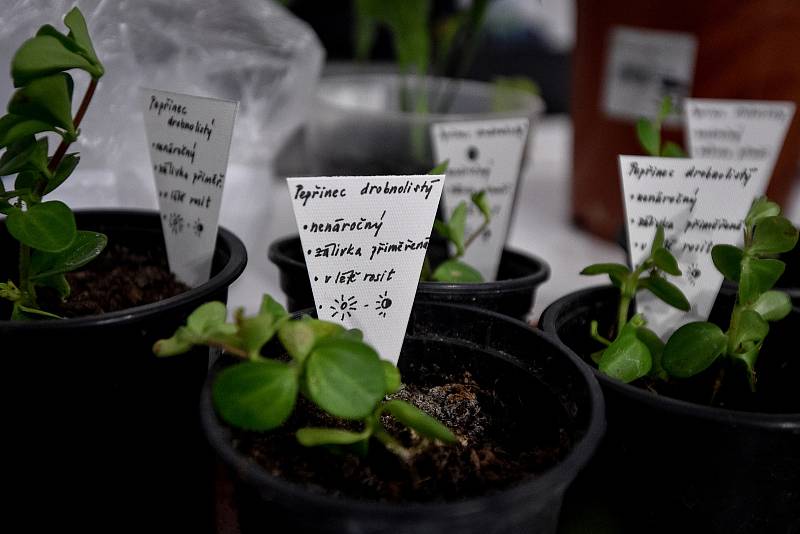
[0,9,247,530]
[270,186,549,319]
[541,200,799,533]
[154,294,604,533]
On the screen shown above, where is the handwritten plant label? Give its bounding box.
[619,156,769,336]
[431,118,529,280]
[142,88,238,286]
[288,175,445,363]
[684,98,795,191]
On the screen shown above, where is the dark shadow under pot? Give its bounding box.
[0,209,247,532]
[541,285,800,534]
[203,301,604,534]
[268,234,549,320]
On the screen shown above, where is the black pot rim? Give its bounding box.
[202,301,605,516]
[540,284,800,428]
[268,234,550,295]
[0,208,247,330]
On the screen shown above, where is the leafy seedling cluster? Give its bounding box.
[636,96,686,158]
[581,226,689,382]
[0,8,106,320]
[662,198,798,390]
[154,295,457,458]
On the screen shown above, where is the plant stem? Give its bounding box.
[46,78,98,176]
[463,218,490,253]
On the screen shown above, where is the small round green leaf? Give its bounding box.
[6,200,77,252]
[471,191,491,222]
[0,136,48,176]
[64,7,104,71]
[751,290,791,322]
[212,360,298,431]
[662,322,727,378]
[431,258,483,283]
[30,230,106,278]
[278,317,344,364]
[296,427,371,447]
[636,118,660,156]
[739,257,785,304]
[383,399,457,443]
[382,360,401,394]
[731,309,769,350]
[639,275,690,311]
[187,301,228,336]
[8,73,75,133]
[599,332,652,383]
[745,197,781,229]
[0,114,55,148]
[750,216,799,255]
[711,244,744,282]
[305,337,385,419]
[11,34,101,87]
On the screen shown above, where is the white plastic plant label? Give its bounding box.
[288,175,445,363]
[619,156,769,337]
[431,118,529,280]
[142,88,238,287]
[602,26,697,123]
[684,99,795,191]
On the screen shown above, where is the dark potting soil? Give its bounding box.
[39,243,189,318]
[232,371,571,503]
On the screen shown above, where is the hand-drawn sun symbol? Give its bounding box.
[374,291,393,318]
[686,263,701,286]
[167,212,185,235]
[330,294,358,320]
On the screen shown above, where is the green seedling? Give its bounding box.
[662,198,798,391]
[154,295,457,458]
[636,96,686,158]
[0,8,106,320]
[581,226,689,382]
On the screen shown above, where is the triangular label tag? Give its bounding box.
[619,156,770,337]
[431,118,529,280]
[142,88,238,287]
[684,99,795,192]
[287,175,445,363]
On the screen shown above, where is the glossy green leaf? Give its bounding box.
[152,327,196,357]
[11,35,101,87]
[0,114,55,148]
[14,170,36,190]
[750,216,798,255]
[598,324,652,383]
[745,197,781,230]
[383,399,457,443]
[739,257,784,304]
[5,200,76,252]
[751,290,791,322]
[35,273,70,299]
[212,360,298,431]
[661,141,685,158]
[447,202,468,256]
[652,248,681,276]
[580,262,629,279]
[711,244,743,282]
[471,190,491,222]
[186,301,228,336]
[431,258,483,283]
[30,230,106,278]
[8,73,75,133]
[0,137,48,176]
[64,7,103,70]
[259,293,289,319]
[639,275,690,311]
[44,153,79,195]
[731,309,769,350]
[305,337,385,419]
[13,302,61,320]
[428,160,449,175]
[662,322,727,378]
[651,225,665,252]
[636,326,667,380]
[382,360,401,394]
[278,317,344,364]
[296,427,371,447]
[636,118,659,156]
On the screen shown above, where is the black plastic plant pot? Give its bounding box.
[202,301,604,534]
[540,285,800,534]
[0,209,247,530]
[268,234,549,319]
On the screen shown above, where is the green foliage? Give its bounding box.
[1,7,106,319]
[153,295,457,455]
[662,198,798,390]
[426,176,491,283]
[636,96,686,157]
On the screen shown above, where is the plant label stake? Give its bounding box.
[619,155,769,336]
[288,175,445,363]
[684,99,795,187]
[431,118,529,280]
[142,88,238,287]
